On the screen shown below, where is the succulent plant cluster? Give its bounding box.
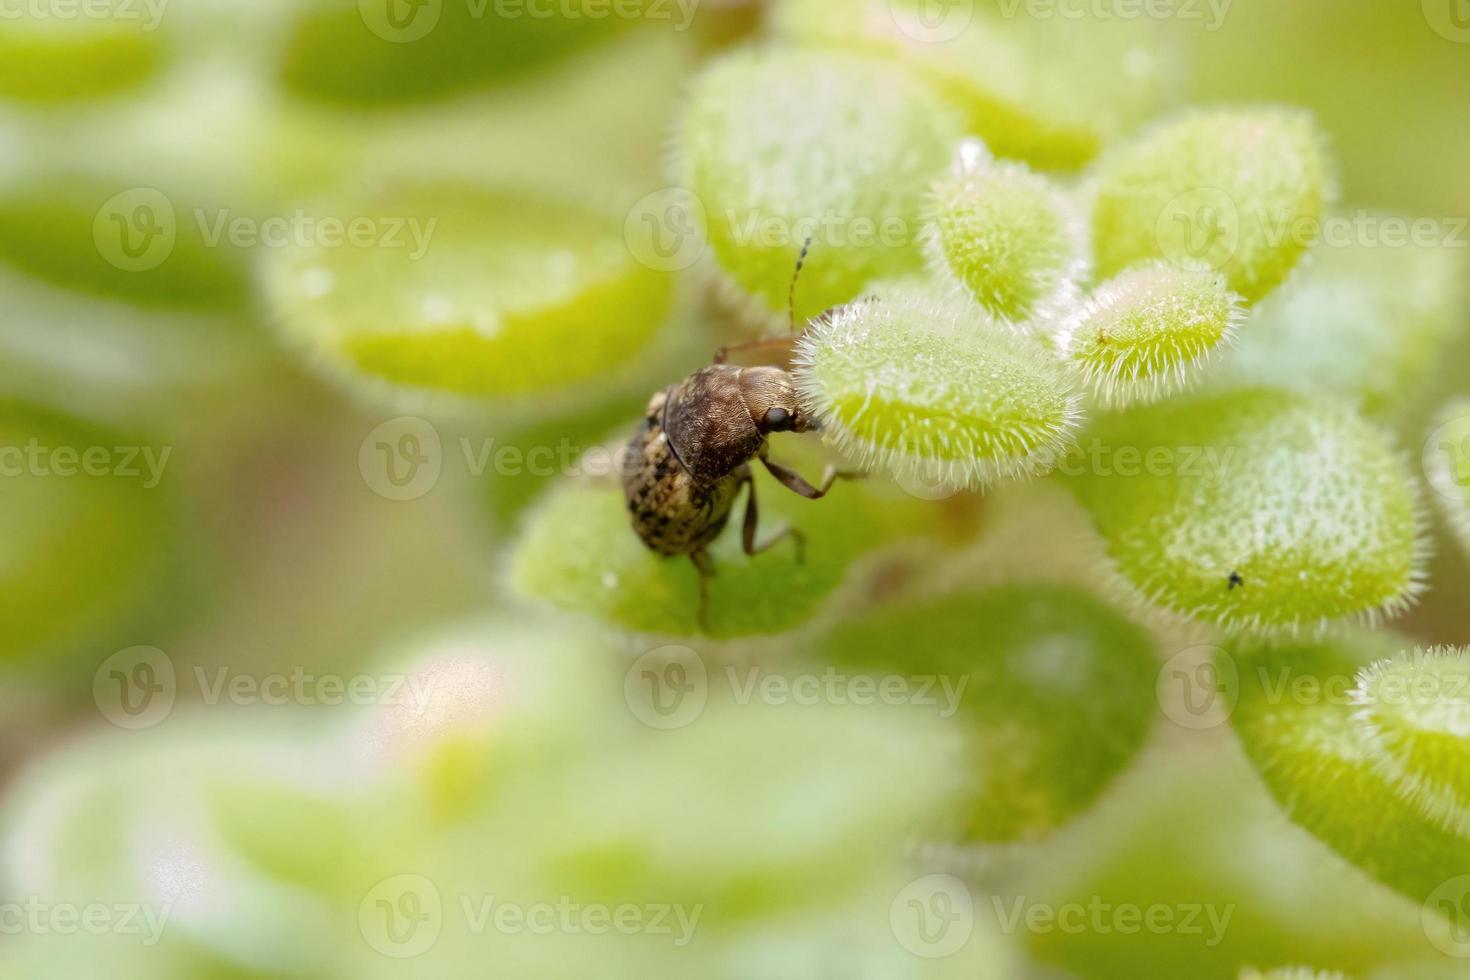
[1,1,1468,978]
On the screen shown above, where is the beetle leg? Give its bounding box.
[741,472,805,563]
[758,454,859,500]
[690,549,715,632]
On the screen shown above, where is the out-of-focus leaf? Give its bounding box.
[814,582,1158,841]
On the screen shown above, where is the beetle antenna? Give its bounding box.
[788,236,813,335]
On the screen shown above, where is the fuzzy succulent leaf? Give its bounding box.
[677,46,961,325]
[0,177,252,311]
[279,0,632,106]
[509,459,952,639]
[1213,237,1470,424]
[793,289,1083,490]
[929,150,1083,324]
[1069,389,1425,634]
[1350,648,1470,840]
[813,583,1157,842]
[1426,398,1470,557]
[771,0,1169,170]
[1226,633,1470,910]
[261,183,674,407]
[1091,107,1334,303]
[0,0,163,102]
[1065,261,1243,407]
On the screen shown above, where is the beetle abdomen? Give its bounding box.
[623,390,743,556]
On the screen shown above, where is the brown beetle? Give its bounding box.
[621,243,851,630]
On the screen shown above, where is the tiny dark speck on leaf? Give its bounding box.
[1228,571,1244,590]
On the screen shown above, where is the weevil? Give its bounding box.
[621,241,853,631]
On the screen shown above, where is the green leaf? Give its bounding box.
[1068,389,1425,633]
[1091,107,1334,303]
[531,702,964,923]
[0,0,164,102]
[510,458,951,639]
[1064,261,1243,407]
[278,0,627,106]
[1025,730,1436,978]
[261,182,675,406]
[793,288,1082,490]
[1227,633,1470,909]
[0,178,251,311]
[1350,648,1470,840]
[677,46,962,325]
[1212,236,1470,424]
[771,0,1170,170]
[479,394,647,526]
[1426,397,1470,558]
[929,146,1084,325]
[813,583,1157,841]
[0,401,173,659]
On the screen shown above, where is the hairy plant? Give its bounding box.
[1063,261,1244,407]
[928,144,1084,326]
[793,287,1082,491]
[678,46,961,325]
[1090,107,1334,303]
[4,6,1467,979]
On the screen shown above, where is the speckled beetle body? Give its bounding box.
[621,358,847,630]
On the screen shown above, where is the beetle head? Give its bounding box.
[739,367,816,435]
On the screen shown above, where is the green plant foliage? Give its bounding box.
[1426,397,1470,556]
[771,0,1169,170]
[0,177,251,311]
[1065,261,1243,407]
[278,0,629,106]
[1212,237,1470,424]
[0,0,164,102]
[262,182,674,406]
[1069,389,1424,633]
[0,620,998,979]
[793,288,1082,490]
[0,401,172,660]
[509,461,952,638]
[813,583,1157,841]
[929,147,1083,325]
[480,394,649,526]
[1091,107,1334,304]
[1024,735,1435,979]
[1227,634,1470,909]
[1350,648,1470,840]
[1240,970,1350,980]
[677,46,962,325]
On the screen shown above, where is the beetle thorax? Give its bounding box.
[662,365,768,485]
